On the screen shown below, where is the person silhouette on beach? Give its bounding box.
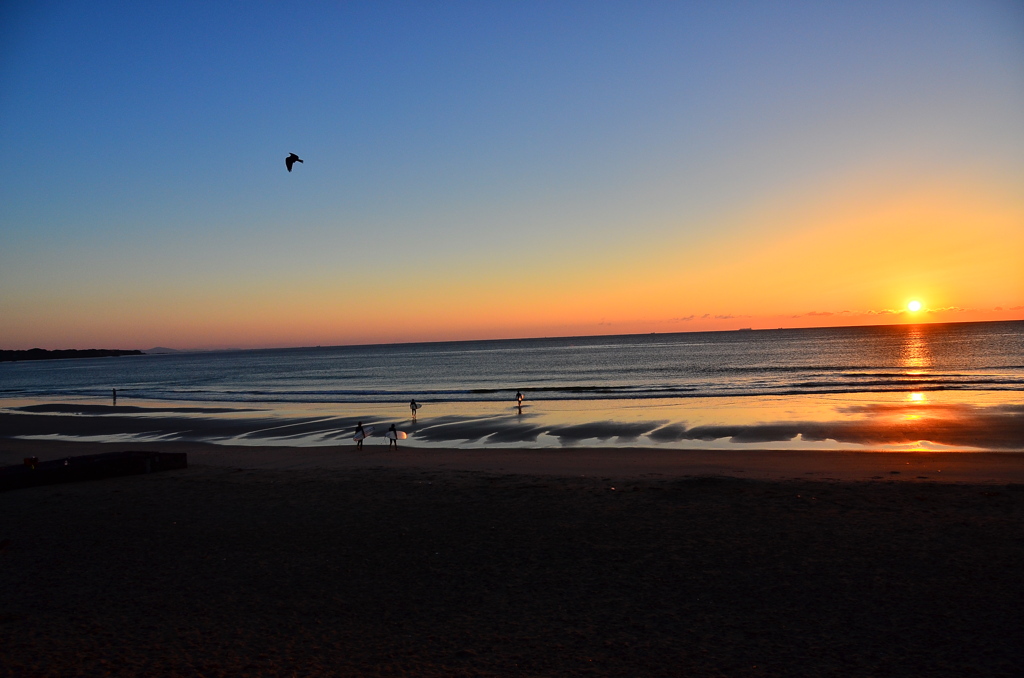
[355,421,365,450]
[388,423,398,449]
[410,399,419,419]
[515,390,524,411]
[112,388,117,406]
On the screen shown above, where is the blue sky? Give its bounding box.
[2,1,1022,348]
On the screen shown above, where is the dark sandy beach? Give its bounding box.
[2,440,1023,677]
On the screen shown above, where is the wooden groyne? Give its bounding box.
[0,451,187,491]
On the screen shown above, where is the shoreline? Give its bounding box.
[3,391,1024,453]
[4,438,1024,484]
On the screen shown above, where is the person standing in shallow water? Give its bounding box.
[354,421,365,450]
[112,388,117,406]
[410,399,419,419]
[515,390,524,411]
[388,423,398,449]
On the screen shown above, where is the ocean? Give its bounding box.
[2,321,1022,450]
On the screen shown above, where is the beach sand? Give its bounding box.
[2,440,1023,676]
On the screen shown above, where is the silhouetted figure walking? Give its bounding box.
[285,153,303,172]
[516,390,524,411]
[388,423,398,449]
[112,388,117,406]
[354,421,365,450]
[410,399,419,419]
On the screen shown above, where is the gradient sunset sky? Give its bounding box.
[2,1,1022,350]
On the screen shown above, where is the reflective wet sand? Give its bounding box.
[3,390,1022,451]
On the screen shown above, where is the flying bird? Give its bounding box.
[285,153,303,172]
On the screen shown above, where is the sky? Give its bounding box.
[1,1,1022,350]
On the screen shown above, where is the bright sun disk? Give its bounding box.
[908,300,922,312]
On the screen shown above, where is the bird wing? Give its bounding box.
[286,156,294,171]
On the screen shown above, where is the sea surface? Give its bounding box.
[2,321,1022,450]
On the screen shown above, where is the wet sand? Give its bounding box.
[2,440,1023,676]
[3,396,1023,451]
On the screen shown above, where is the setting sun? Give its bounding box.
[908,300,922,312]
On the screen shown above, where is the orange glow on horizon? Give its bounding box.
[1,175,1021,350]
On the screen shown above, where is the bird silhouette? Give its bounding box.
[285,153,303,172]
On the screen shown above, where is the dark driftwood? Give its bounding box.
[0,451,187,491]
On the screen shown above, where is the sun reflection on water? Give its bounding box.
[899,326,932,372]
[901,392,927,421]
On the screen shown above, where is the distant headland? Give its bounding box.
[0,349,144,363]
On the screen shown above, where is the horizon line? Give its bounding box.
[15,316,1016,355]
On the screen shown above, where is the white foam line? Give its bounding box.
[242,415,345,436]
